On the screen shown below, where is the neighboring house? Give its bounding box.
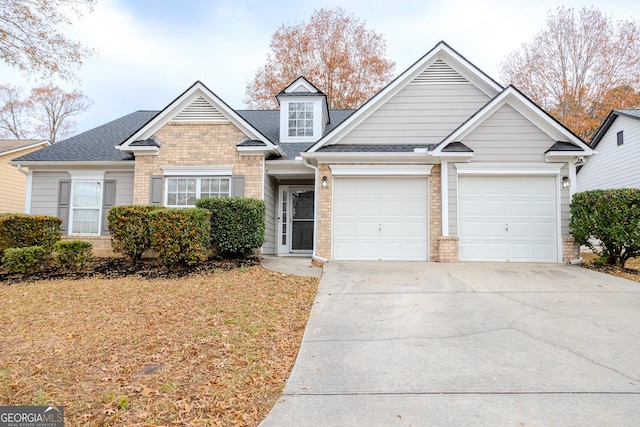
[577,109,640,192]
[0,139,50,213]
[11,41,594,263]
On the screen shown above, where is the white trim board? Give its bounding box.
[330,165,434,176]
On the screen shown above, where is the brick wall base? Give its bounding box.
[61,235,118,258]
[437,236,459,263]
[562,237,580,263]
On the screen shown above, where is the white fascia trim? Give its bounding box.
[455,162,563,175]
[302,151,436,164]
[161,166,233,176]
[330,164,433,176]
[10,161,134,168]
[127,147,159,156]
[545,152,587,161]
[266,160,313,176]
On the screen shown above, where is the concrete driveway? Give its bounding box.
[260,262,640,427]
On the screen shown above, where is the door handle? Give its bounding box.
[379,224,382,232]
[505,223,509,232]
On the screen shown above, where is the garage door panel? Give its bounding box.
[333,177,428,261]
[458,176,558,262]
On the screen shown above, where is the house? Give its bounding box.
[577,109,640,192]
[11,41,594,262]
[0,139,50,213]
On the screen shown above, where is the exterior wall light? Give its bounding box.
[562,176,571,189]
[321,176,328,188]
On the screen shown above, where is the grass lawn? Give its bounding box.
[0,265,318,426]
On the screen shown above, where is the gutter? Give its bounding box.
[302,158,329,263]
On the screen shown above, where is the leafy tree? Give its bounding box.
[500,6,640,141]
[0,84,91,142]
[245,7,395,109]
[0,0,95,80]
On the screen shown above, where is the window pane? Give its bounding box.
[220,179,229,193]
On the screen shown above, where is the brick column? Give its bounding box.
[316,163,333,260]
[429,164,442,261]
[437,236,459,262]
[562,237,580,263]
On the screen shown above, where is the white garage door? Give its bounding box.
[333,177,428,261]
[458,176,558,262]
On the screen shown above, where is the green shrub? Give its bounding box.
[108,206,162,262]
[570,188,640,267]
[0,215,61,255]
[1,245,48,274]
[54,240,93,271]
[149,208,211,266]
[196,197,265,257]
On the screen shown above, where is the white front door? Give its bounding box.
[278,186,314,254]
[458,175,558,262]
[333,177,429,261]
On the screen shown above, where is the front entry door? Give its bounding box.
[279,186,314,254]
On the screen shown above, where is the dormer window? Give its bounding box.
[288,102,314,137]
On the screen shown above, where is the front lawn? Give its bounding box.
[0,266,318,426]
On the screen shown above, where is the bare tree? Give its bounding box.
[0,84,28,138]
[0,0,95,80]
[500,6,640,140]
[245,7,395,109]
[27,84,92,143]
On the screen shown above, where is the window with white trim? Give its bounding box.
[166,177,230,207]
[71,181,102,234]
[288,102,314,137]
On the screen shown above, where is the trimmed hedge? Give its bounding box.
[149,208,211,266]
[54,240,93,271]
[196,197,265,257]
[108,206,162,262]
[0,214,61,255]
[1,245,48,274]
[570,188,640,267]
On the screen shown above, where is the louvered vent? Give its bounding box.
[412,59,467,84]
[171,96,227,122]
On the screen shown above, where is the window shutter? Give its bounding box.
[58,180,71,234]
[150,175,163,205]
[102,180,116,235]
[231,176,245,197]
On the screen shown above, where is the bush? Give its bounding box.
[54,240,93,271]
[196,197,265,257]
[570,189,640,267]
[149,208,211,266]
[1,245,48,274]
[0,215,61,255]
[108,206,162,262]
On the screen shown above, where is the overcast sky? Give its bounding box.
[2,0,638,135]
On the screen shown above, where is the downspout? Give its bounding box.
[17,164,32,214]
[303,158,329,263]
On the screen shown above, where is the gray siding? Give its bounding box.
[578,116,640,191]
[262,171,277,255]
[30,171,70,217]
[339,82,490,145]
[461,105,554,161]
[105,171,134,206]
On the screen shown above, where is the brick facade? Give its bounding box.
[429,165,442,261]
[562,237,580,263]
[437,236,459,262]
[132,122,263,205]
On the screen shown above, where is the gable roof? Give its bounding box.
[590,109,640,148]
[12,111,159,163]
[306,41,504,153]
[432,85,593,156]
[118,81,283,156]
[0,139,49,157]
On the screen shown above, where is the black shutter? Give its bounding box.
[58,180,71,234]
[102,180,116,235]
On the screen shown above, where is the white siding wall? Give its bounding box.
[262,172,277,255]
[30,171,71,216]
[577,116,640,191]
[338,82,490,146]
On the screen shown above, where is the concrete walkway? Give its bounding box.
[261,256,322,278]
[260,261,640,426]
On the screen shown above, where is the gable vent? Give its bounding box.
[171,96,227,122]
[412,59,467,84]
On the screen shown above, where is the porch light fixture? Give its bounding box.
[562,176,571,189]
[321,176,328,188]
